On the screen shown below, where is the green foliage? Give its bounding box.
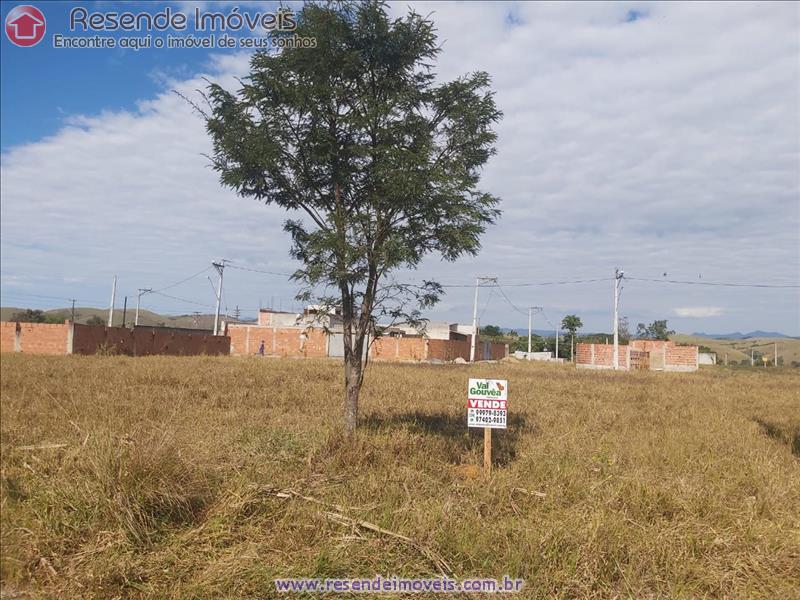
[480,324,503,338]
[636,320,675,341]
[9,309,63,324]
[202,1,501,429]
[513,334,543,353]
[86,316,106,327]
[561,315,583,335]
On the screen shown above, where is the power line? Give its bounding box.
[227,264,294,277]
[149,290,214,308]
[0,291,101,303]
[151,265,214,293]
[478,285,495,320]
[626,276,799,289]
[440,277,611,288]
[494,284,527,316]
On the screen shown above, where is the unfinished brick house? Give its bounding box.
[575,339,699,372]
[226,308,508,362]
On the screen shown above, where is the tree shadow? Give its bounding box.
[362,411,533,467]
[754,417,800,457]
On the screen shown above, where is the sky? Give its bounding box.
[1,1,798,335]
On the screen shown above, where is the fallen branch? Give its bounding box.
[16,443,67,451]
[268,487,455,578]
[512,487,547,498]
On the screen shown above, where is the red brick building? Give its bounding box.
[226,309,508,362]
[576,339,699,372]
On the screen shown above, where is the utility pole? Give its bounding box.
[470,276,497,362]
[750,349,754,367]
[70,299,76,323]
[555,327,559,359]
[212,260,228,336]
[121,296,128,327]
[135,288,152,326]
[571,332,575,363]
[612,268,623,370]
[108,275,117,327]
[527,306,542,355]
[528,307,532,354]
[774,343,778,367]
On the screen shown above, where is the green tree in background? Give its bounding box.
[480,325,503,338]
[202,1,501,434]
[561,314,583,362]
[10,309,63,324]
[636,319,675,340]
[86,316,106,327]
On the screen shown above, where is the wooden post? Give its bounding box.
[484,427,492,474]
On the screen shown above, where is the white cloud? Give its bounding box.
[675,307,724,318]
[1,2,798,333]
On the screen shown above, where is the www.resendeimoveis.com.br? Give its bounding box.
[274,576,525,594]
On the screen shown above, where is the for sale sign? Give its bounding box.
[467,378,508,429]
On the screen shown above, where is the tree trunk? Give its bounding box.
[344,351,362,435]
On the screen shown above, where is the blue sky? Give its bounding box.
[1,2,249,150]
[1,1,798,334]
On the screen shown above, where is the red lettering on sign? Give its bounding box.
[466,399,507,410]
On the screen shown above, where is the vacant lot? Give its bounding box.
[1,356,798,599]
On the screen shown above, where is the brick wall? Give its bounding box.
[370,336,428,361]
[428,337,470,361]
[630,340,698,372]
[630,350,649,370]
[228,325,327,358]
[71,325,230,356]
[229,325,506,362]
[665,344,698,371]
[0,321,70,355]
[0,322,18,353]
[575,343,630,369]
[487,341,509,360]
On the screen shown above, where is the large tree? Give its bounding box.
[561,314,582,362]
[636,319,675,341]
[202,2,501,433]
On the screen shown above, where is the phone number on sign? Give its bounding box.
[468,410,507,426]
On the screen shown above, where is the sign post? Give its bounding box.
[467,378,508,474]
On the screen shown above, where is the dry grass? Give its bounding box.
[1,355,798,599]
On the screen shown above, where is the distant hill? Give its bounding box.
[691,331,795,340]
[672,333,800,366]
[0,306,254,330]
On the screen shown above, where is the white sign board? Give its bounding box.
[467,378,508,429]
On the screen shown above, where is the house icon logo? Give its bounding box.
[5,5,46,47]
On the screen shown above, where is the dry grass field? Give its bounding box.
[1,355,798,599]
